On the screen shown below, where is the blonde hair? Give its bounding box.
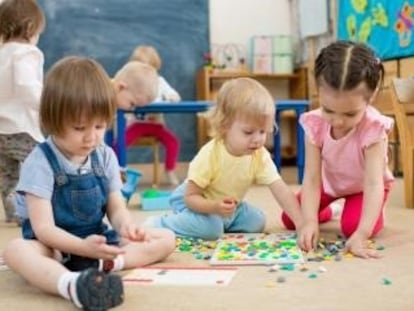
[129,45,162,71]
[40,56,117,136]
[113,60,158,103]
[0,0,45,42]
[208,78,275,139]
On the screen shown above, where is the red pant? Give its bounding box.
[281,188,390,238]
[124,121,179,171]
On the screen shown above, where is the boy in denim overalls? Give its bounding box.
[3,57,175,310]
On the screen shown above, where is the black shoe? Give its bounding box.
[75,268,124,311]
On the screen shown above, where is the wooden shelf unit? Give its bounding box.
[195,67,308,150]
[196,68,307,100]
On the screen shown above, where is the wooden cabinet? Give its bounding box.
[374,57,414,175]
[399,57,414,78]
[195,67,308,149]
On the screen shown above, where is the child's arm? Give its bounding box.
[345,140,386,259]
[298,137,323,251]
[184,180,237,217]
[106,191,149,242]
[159,77,181,102]
[269,178,303,228]
[27,194,124,259]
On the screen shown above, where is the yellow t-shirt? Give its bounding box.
[187,138,281,201]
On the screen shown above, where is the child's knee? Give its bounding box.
[3,238,25,264]
[197,221,224,240]
[340,218,359,238]
[341,218,384,238]
[163,229,177,250]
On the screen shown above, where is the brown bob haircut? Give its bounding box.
[40,56,117,136]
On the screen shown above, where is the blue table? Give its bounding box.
[106,99,309,183]
[105,101,211,168]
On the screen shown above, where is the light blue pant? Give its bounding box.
[154,182,265,240]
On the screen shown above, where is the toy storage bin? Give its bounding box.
[121,168,142,202]
[272,35,293,54]
[252,54,273,74]
[272,54,293,74]
[140,189,172,211]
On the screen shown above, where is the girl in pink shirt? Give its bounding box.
[282,41,394,259]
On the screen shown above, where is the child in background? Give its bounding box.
[281,41,394,259]
[127,45,181,185]
[145,78,303,240]
[3,57,176,310]
[0,0,45,222]
[112,60,159,110]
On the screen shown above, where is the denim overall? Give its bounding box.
[21,142,118,270]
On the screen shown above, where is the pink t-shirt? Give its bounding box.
[300,106,394,197]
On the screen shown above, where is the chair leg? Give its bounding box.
[153,143,160,188]
[403,150,414,208]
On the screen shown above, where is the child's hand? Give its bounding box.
[119,223,151,242]
[297,220,319,252]
[165,94,180,102]
[84,235,125,260]
[216,197,238,218]
[345,232,381,259]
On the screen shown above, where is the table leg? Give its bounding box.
[117,110,127,167]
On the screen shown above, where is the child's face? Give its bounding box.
[224,117,272,156]
[319,84,369,138]
[53,119,107,162]
[116,87,138,110]
[116,84,152,109]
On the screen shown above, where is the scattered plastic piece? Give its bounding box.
[382,277,392,285]
[268,264,280,272]
[265,281,277,288]
[280,264,295,271]
[276,276,286,283]
[308,273,318,279]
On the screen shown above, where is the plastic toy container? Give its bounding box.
[121,168,142,202]
[140,189,172,211]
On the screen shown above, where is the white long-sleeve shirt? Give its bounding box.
[0,42,44,142]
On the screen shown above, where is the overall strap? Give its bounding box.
[90,150,105,177]
[39,142,68,186]
[90,149,108,199]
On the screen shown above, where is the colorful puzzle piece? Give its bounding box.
[210,233,305,265]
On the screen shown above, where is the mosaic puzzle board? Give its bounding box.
[210,233,305,265]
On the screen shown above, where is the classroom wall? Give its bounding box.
[209,0,291,54]
[209,0,292,99]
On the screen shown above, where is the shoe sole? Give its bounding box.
[76,268,124,311]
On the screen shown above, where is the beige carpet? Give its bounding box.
[0,164,413,311]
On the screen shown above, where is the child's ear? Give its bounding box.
[116,81,127,92]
